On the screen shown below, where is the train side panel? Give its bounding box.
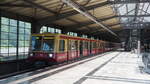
[67,40,79,60]
[55,37,68,63]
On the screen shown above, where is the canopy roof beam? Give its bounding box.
[23,0,57,14]
[62,0,118,37]
[0,3,33,8]
[65,14,150,31]
[38,0,150,26]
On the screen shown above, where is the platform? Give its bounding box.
[0,51,150,84]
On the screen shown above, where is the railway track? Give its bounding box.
[0,51,112,79]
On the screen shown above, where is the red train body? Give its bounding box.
[28,33,120,64]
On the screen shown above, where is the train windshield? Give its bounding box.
[31,36,54,52]
[31,36,42,51]
[42,37,54,52]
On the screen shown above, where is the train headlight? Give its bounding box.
[49,54,53,58]
[30,53,33,56]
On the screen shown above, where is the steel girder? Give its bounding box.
[0,3,33,8]
[38,0,150,26]
[65,14,150,31]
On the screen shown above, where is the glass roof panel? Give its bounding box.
[147,7,150,14]
[120,17,130,23]
[143,3,149,11]
[143,17,150,22]
[118,5,126,15]
[128,10,135,15]
[111,1,150,29]
[127,4,136,14]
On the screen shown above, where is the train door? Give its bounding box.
[80,41,83,56]
[87,41,89,54]
[71,40,77,59]
[103,42,105,52]
[99,42,102,53]
[90,41,92,54]
[67,39,70,61]
[57,39,68,62]
[75,40,79,58]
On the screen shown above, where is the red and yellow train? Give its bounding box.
[28,33,120,64]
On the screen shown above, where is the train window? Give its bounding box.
[99,43,102,49]
[70,40,78,50]
[71,40,76,50]
[68,40,71,50]
[75,41,78,50]
[93,42,96,48]
[98,43,100,48]
[31,36,42,51]
[59,40,65,52]
[83,41,85,49]
[42,39,54,52]
[84,41,88,49]
[97,43,99,48]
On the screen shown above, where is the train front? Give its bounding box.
[28,35,56,64]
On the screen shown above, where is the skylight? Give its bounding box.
[110,0,150,29]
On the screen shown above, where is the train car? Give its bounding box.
[97,40,103,53]
[28,33,118,64]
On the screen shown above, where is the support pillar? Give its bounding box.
[137,29,141,56]
[61,29,68,34]
[138,40,141,57]
[31,20,42,33]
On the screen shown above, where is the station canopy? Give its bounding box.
[0,0,150,37]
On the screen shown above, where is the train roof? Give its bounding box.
[32,32,106,42]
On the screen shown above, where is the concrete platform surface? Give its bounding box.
[0,52,150,84]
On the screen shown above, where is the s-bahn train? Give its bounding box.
[28,33,120,64]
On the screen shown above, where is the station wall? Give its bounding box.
[0,17,31,61]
